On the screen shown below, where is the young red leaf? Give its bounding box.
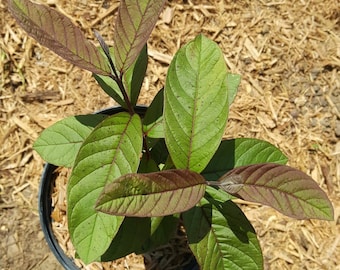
[113,0,166,73]
[9,0,111,75]
[219,163,334,220]
[96,169,206,217]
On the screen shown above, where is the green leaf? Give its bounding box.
[143,89,164,139]
[224,163,334,220]
[123,45,148,106]
[205,186,233,203]
[100,217,151,261]
[93,73,126,107]
[137,215,179,254]
[183,197,263,270]
[96,169,206,217]
[227,73,241,106]
[67,112,143,263]
[202,138,288,181]
[113,0,166,72]
[33,114,107,167]
[9,0,110,75]
[102,215,179,261]
[138,154,159,173]
[164,34,229,173]
[149,139,168,165]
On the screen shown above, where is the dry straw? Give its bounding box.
[1,0,339,269]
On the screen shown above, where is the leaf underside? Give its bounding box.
[9,0,111,75]
[96,169,206,217]
[164,34,229,173]
[33,114,107,167]
[67,112,143,263]
[94,73,126,107]
[113,0,166,73]
[225,163,334,220]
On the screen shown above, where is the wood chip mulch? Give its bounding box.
[1,0,339,269]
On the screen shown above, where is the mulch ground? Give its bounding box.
[1,0,339,269]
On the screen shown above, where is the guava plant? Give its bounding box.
[9,0,334,269]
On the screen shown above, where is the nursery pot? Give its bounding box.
[38,106,199,270]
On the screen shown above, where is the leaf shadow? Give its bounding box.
[186,194,256,245]
[215,200,256,244]
[74,114,108,128]
[100,217,151,261]
[202,139,236,181]
[74,105,148,128]
[142,88,164,127]
[101,215,180,262]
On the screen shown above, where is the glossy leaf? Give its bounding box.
[183,197,263,270]
[123,45,148,106]
[223,163,334,220]
[96,169,206,217]
[164,34,229,173]
[202,138,288,181]
[113,0,166,72]
[67,112,143,263]
[143,89,164,138]
[33,114,107,167]
[9,0,110,75]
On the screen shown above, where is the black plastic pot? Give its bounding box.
[38,106,199,270]
[39,162,77,269]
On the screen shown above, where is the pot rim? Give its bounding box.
[39,162,79,269]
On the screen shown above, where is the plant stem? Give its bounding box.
[112,74,134,115]
[94,31,134,115]
[142,134,151,160]
[106,58,134,115]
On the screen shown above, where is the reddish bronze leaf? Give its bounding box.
[96,169,206,217]
[9,0,110,75]
[220,163,333,220]
[113,0,166,72]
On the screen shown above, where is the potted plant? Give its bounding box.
[9,0,334,269]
